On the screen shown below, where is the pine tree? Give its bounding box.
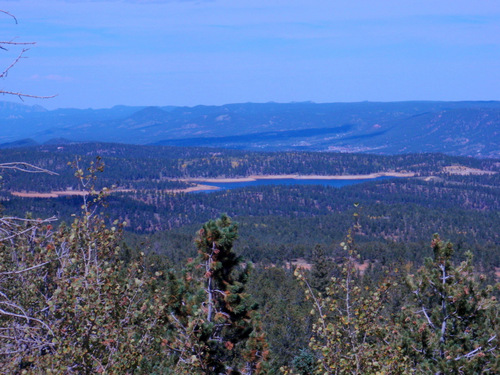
[310,244,333,294]
[167,214,268,374]
[401,234,499,374]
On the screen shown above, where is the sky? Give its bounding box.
[1,0,499,109]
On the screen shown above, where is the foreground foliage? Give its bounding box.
[284,222,498,375]
[0,161,170,373]
[401,235,499,374]
[284,225,412,375]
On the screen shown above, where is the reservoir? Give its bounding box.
[192,176,396,193]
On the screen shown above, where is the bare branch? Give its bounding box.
[0,40,35,52]
[0,41,36,46]
[0,10,18,24]
[0,90,57,100]
[0,302,54,336]
[0,47,30,78]
[417,306,437,331]
[0,216,58,223]
[0,216,57,242]
[0,162,58,175]
[0,10,56,100]
[297,269,327,332]
[0,261,50,276]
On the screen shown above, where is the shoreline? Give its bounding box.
[11,190,89,198]
[184,172,415,184]
[167,184,220,193]
[10,172,414,197]
[9,185,220,198]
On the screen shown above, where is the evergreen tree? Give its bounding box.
[310,244,333,294]
[247,266,312,373]
[291,349,316,375]
[167,214,268,374]
[401,234,499,374]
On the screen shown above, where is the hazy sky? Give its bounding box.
[1,0,499,109]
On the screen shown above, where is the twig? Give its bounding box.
[0,261,50,276]
[0,90,57,100]
[0,303,54,336]
[0,47,29,78]
[0,10,18,24]
[0,162,58,175]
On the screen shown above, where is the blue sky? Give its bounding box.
[1,0,499,109]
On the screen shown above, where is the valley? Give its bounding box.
[1,142,498,263]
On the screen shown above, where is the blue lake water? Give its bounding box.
[193,176,395,193]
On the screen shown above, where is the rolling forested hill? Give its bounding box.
[0,142,498,267]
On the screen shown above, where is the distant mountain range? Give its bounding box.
[0,101,499,157]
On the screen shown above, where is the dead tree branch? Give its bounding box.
[1,9,56,100]
[0,162,58,175]
[0,10,17,24]
[1,47,31,78]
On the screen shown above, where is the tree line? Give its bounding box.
[0,143,498,193]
